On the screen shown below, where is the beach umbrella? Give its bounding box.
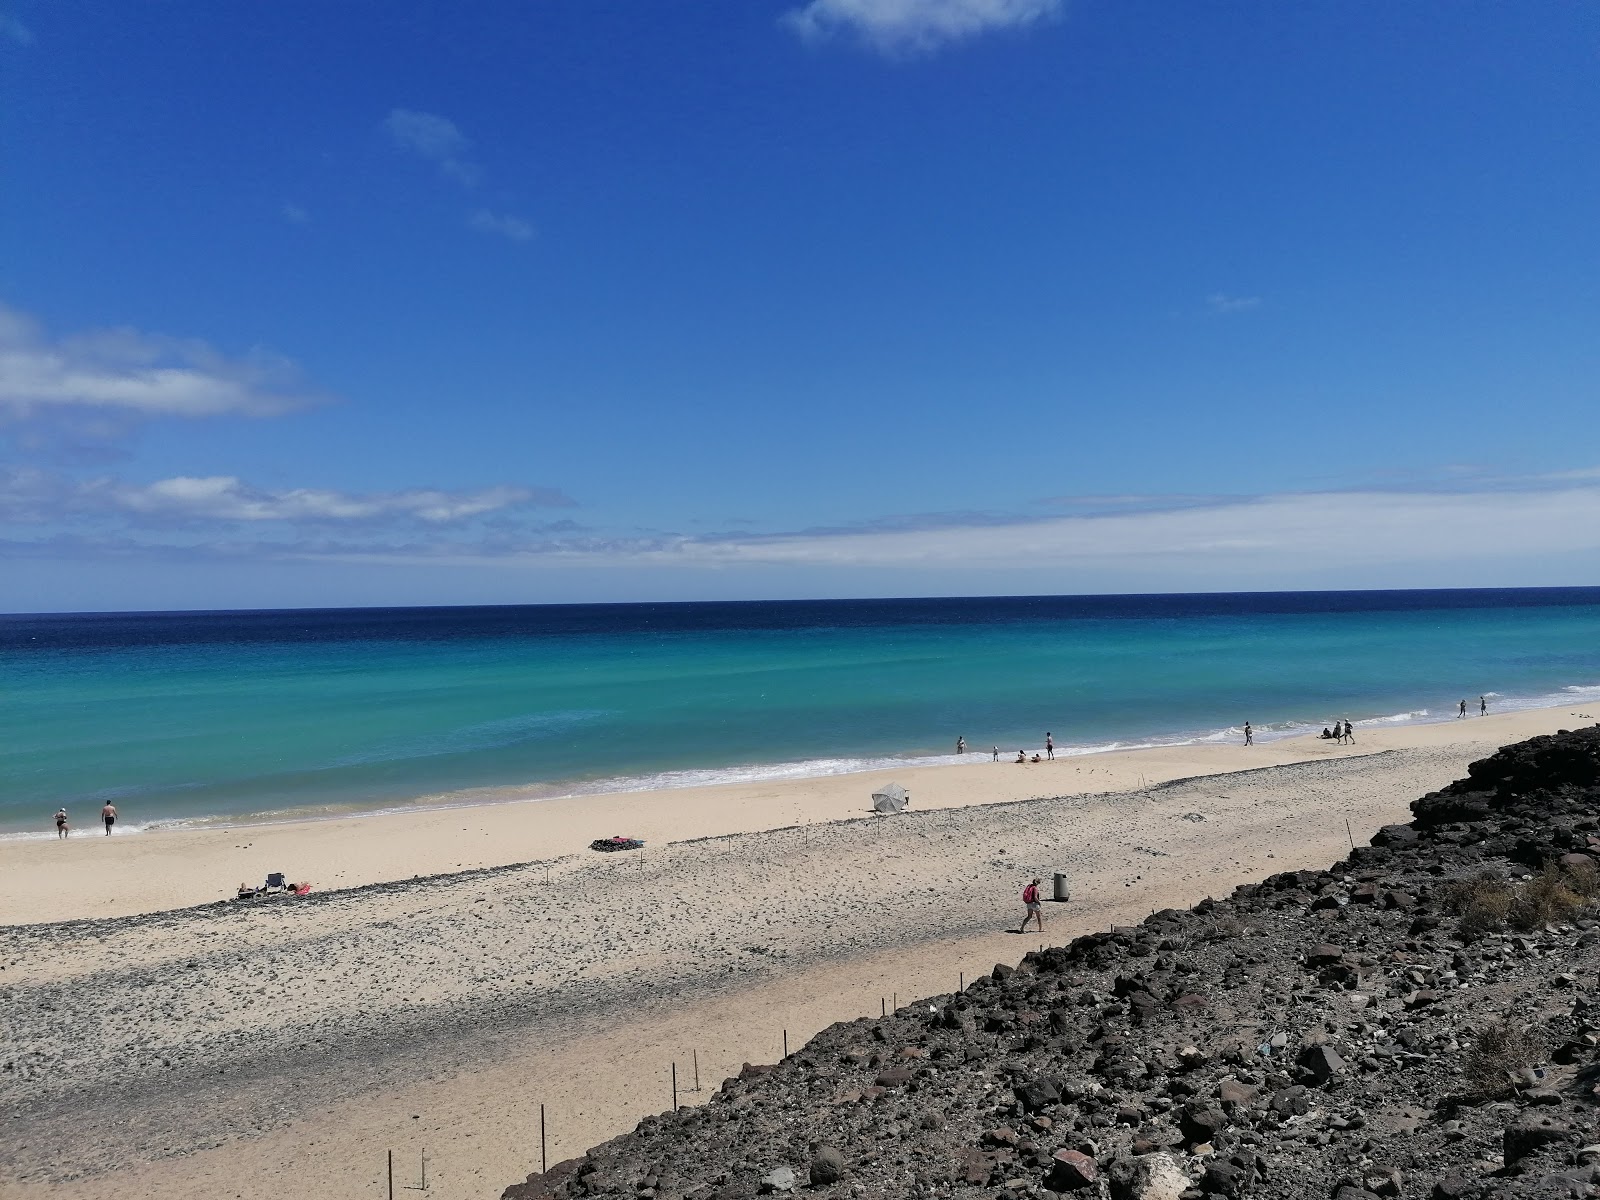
[871,783,909,814]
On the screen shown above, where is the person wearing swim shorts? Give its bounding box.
[55,808,69,838]
[1019,877,1044,933]
[101,802,117,835]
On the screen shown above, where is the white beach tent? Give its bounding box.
[871,783,909,814]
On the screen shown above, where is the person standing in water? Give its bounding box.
[101,802,117,835]
[956,736,966,755]
[1458,699,1467,718]
[1243,721,1253,746]
[1018,877,1044,933]
[991,745,1000,761]
[1045,732,1054,760]
[55,808,69,838]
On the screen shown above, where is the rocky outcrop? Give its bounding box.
[503,725,1600,1200]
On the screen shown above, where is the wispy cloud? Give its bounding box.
[0,467,572,527]
[0,303,315,423]
[1206,293,1261,314]
[782,0,1061,54]
[0,13,32,45]
[15,476,1599,590]
[468,209,534,243]
[384,108,480,187]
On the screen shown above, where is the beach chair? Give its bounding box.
[263,872,287,895]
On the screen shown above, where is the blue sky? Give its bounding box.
[3,0,1599,611]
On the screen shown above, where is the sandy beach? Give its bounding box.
[1,705,1593,1199]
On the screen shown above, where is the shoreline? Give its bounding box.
[9,685,1595,845]
[2,703,1591,926]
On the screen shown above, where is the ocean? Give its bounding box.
[4,588,1600,838]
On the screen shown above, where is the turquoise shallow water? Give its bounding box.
[4,590,1600,837]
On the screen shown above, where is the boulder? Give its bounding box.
[759,1166,795,1194]
[1504,1114,1573,1165]
[1015,1078,1061,1112]
[1297,1043,1345,1085]
[807,1148,845,1187]
[1202,1161,1247,1199]
[1217,1077,1258,1107]
[1178,1103,1227,1145]
[1372,824,1419,846]
[1108,1153,1190,1200]
[1046,1149,1098,1191]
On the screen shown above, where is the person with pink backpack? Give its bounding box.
[1018,877,1044,933]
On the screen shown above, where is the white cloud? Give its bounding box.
[0,468,569,526]
[107,477,541,523]
[384,108,480,186]
[782,0,1061,53]
[0,304,313,422]
[468,209,534,242]
[322,484,1600,583]
[1206,293,1261,314]
[650,488,1600,573]
[0,13,32,45]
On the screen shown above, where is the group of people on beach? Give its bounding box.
[1459,696,1488,718]
[956,732,1057,763]
[1318,720,1356,744]
[53,803,117,838]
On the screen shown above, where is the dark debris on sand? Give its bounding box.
[502,725,1600,1200]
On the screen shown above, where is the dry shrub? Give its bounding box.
[1441,873,1515,939]
[1462,1020,1548,1099]
[1510,864,1584,931]
[1563,857,1600,898]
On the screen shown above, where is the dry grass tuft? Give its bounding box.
[1440,862,1595,938]
[1509,864,1584,931]
[1441,872,1515,939]
[1462,1021,1549,1099]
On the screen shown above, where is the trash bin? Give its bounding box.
[1053,872,1070,902]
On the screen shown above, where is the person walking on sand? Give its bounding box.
[1045,732,1054,760]
[1458,699,1467,719]
[1019,877,1044,933]
[1243,721,1253,747]
[1480,696,1487,715]
[1343,719,1355,744]
[55,808,68,839]
[101,802,117,835]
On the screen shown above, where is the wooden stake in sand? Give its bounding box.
[783,1029,789,1058]
[540,1104,547,1175]
[693,1048,700,1092]
[388,1149,394,1200]
[672,1061,678,1111]
[1346,818,1356,850]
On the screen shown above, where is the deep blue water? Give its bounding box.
[4,588,1599,837]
